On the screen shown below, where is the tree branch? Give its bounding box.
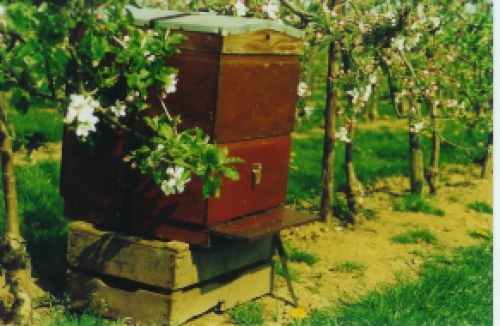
[279,0,313,22]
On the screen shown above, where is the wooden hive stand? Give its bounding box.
[67,221,277,325]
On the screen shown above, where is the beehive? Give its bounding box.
[61,8,316,246]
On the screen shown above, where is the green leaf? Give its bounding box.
[0,79,17,92]
[9,88,30,114]
[91,36,108,62]
[202,177,221,198]
[222,166,239,181]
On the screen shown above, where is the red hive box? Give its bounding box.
[61,8,318,246]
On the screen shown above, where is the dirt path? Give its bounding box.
[187,164,493,325]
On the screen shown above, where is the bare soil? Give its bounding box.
[187,164,493,325]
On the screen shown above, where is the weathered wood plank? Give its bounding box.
[67,221,274,290]
[68,262,273,325]
[222,30,303,55]
[166,30,303,55]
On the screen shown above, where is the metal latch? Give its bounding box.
[252,163,262,186]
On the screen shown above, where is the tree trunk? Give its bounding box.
[409,132,425,194]
[425,100,440,194]
[344,120,365,224]
[0,93,31,325]
[409,115,424,195]
[481,131,493,179]
[320,40,339,226]
[366,81,379,121]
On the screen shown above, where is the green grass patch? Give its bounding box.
[392,194,445,216]
[227,301,265,326]
[337,242,492,324]
[47,312,124,326]
[467,201,493,214]
[467,229,492,240]
[301,242,492,325]
[391,229,438,245]
[287,110,488,207]
[274,258,299,281]
[286,245,320,266]
[334,261,366,274]
[0,161,68,293]
[8,109,64,144]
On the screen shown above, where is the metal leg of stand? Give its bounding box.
[273,234,298,307]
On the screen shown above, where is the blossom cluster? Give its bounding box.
[160,74,178,98]
[64,94,100,138]
[262,1,279,20]
[335,127,350,143]
[233,0,248,17]
[297,82,311,97]
[161,165,191,195]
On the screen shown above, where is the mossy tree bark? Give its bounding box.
[320,39,339,226]
[407,97,424,195]
[425,100,440,194]
[409,118,425,195]
[365,81,379,121]
[0,93,32,325]
[344,120,365,224]
[481,131,493,179]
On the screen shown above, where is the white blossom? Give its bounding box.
[429,17,440,28]
[392,37,405,51]
[161,166,190,195]
[335,127,351,143]
[164,74,178,94]
[363,84,372,102]
[383,11,396,26]
[110,100,127,117]
[297,82,310,97]
[322,1,336,16]
[410,121,425,133]
[76,116,98,137]
[233,0,248,17]
[446,99,458,108]
[263,1,279,20]
[358,23,369,33]
[304,106,314,119]
[65,94,101,138]
[346,88,359,104]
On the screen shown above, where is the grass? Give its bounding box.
[467,229,492,240]
[45,311,125,326]
[301,242,493,325]
[334,261,366,274]
[287,105,489,206]
[467,201,493,214]
[274,258,299,281]
[274,245,320,281]
[8,109,64,153]
[227,301,265,326]
[286,245,320,266]
[392,194,445,216]
[391,229,438,245]
[0,161,68,293]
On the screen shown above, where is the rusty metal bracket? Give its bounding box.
[252,163,262,186]
[273,234,298,307]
